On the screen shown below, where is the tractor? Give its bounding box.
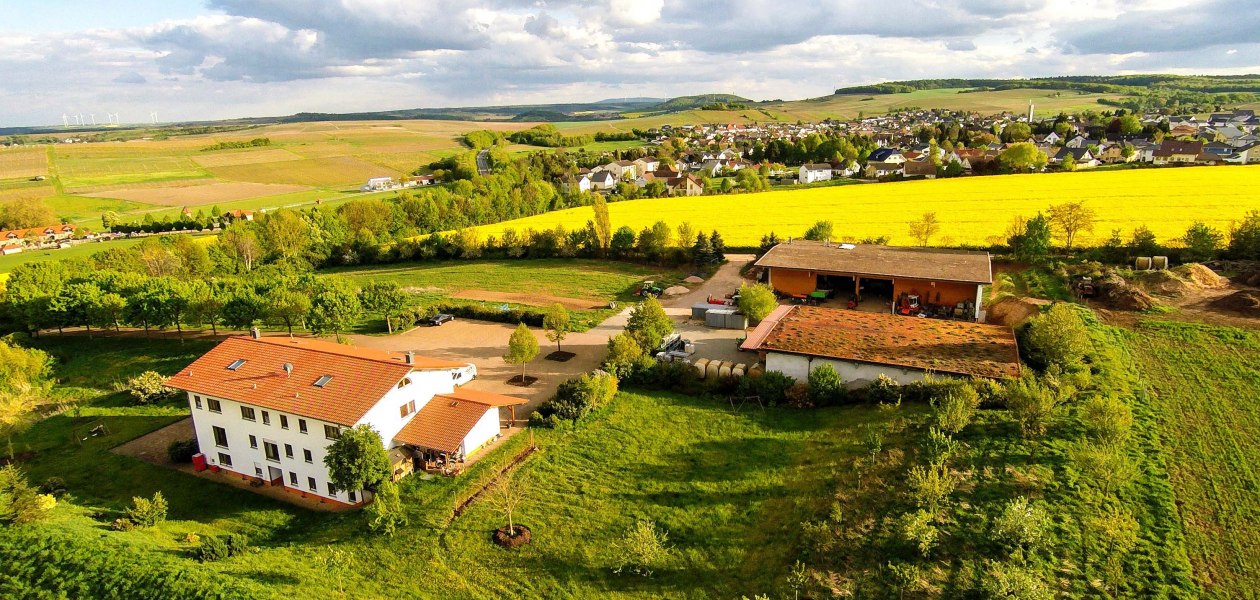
[637,280,663,297]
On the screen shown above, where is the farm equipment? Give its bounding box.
[1071,275,1099,299]
[637,280,663,297]
[654,333,696,362]
[896,293,921,316]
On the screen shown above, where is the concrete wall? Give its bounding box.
[765,352,927,386]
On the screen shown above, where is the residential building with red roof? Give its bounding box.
[166,331,524,507]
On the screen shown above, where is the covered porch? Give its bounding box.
[391,388,527,477]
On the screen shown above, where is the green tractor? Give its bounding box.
[637,280,664,298]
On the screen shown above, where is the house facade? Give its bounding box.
[166,333,523,507]
[799,163,833,184]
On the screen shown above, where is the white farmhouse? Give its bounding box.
[166,332,524,507]
[361,177,394,192]
[799,163,833,184]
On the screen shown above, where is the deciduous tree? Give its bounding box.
[542,303,571,352]
[1047,201,1096,250]
[504,322,540,381]
[737,283,777,323]
[908,212,941,247]
[359,281,407,334]
[323,424,390,493]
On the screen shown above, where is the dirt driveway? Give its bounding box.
[349,255,761,412]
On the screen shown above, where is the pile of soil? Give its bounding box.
[683,275,705,284]
[506,375,538,387]
[987,297,1049,326]
[1141,270,1196,297]
[1097,273,1155,311]
[1210,290,1260,316]
[1174,264,1230,289]
[493,525,532,548]
[1238,269,1260,287]
[661,285,690,296]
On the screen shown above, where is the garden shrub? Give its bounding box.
[124,371,175,405]
[224,533,249,557]
[784,383,813,408]
[0,465,52,524]
[807,364,846,406]
[740,371,795,406]
[902,375,972,403]
[167,438,200,464]
[1020,303,1092,373]
[865,375,903,405]
[126,492,168,528]
[534,371,619,424]
[194,536,229,562]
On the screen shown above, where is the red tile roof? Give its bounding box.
[393,396,496,453]
[439,387,527,407]
[742,305,1020,379]
[165,336,465,426]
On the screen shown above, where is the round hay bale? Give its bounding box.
[732,363,746,378]
[693,358,710,378]
[718,362,732,378]
[748,364,764,379]
[706,360,722,380]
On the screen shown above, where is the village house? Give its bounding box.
[1,223,79,246]
[902,160,937,179]
[361,177,394,192]
[1152,140,1205,165]
[754,240,992,320]
[1,243,22,255]
[165,333,524,507]
[798,163,833,184]
[664,174,704,196]
[602,159,638,180]
[740,305,1020,385]
[588,170,616,191]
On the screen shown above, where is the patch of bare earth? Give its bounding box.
[82,181,312,206]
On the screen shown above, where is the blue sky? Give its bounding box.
[0,0,1256,127]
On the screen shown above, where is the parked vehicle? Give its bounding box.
[423,313,455,326]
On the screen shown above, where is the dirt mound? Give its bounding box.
[1098,273,1155,311]
[1141,270,1195,297]
[684,275,705,284]
[1239,270,1260,287]
[1210,290,1260,316]
[1173,264,1229,289]
[987,297,1049,326]
[662,285,690,296]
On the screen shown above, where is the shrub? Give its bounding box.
[898,510,940,558]
[613,519,671,577]
[906,464,957,514]
[603,333,648,379]
[980,561,1053,600]
[784,383,812,408]
[632,360,696,392]
[1005,376,1060,438]
[167,438,200,463]
[993,496,1050,558]
[535,372,619,424]
[125,371,175,405]
[1021,303,1092,372]
[194,536,229,562]
[224,533,249,557]
[866,374,903,405]
[807,364,845,406]
[920,427,959,467]
[38,476,68,498]
[744,371,795,406]
[903,375,972,403]
[932,387,980,434]
[736,283,778,323]
[126,492,168,528]
[0,465,52,524]
[1079,394,1133,445]
[111,518,135,532]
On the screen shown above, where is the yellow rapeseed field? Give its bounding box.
[474,165,1260,247]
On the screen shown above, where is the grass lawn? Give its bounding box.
[327,258,683,305]
[3,331,905,598]
[1127,319,1260,599]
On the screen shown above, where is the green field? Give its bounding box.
[0,237,158,277]
[325,259,669,303]
[3,335,900,599]
[1128,320,1260,599]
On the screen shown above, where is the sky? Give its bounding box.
[1,0,1257,127]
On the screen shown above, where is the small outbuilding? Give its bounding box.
[741,305,1020,384]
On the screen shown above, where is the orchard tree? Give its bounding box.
[504,322,540,382]
[323,424,390,493]
[265,288,311,335]
[359,281,407,333]
[542,303,571,353]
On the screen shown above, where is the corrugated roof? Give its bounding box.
[165,336,461,426]
[755,240,992,284]
[393,397,495,453]
[742,305,1020,379]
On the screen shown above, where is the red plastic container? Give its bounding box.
[192,453,207,472]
